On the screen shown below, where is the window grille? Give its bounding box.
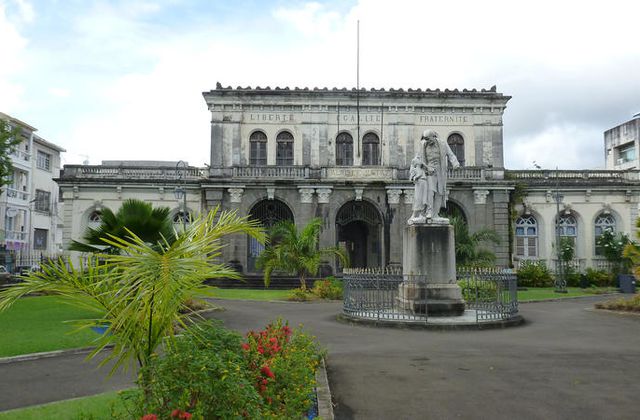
[336,132,353,166]
[447,133,465,166]
[276,131,294,166]
[515,215,538,258]
[249,131,267,166]
[594,213,616,256]
[362,133,380,166]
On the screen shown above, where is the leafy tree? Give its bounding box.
[0,118,22,193]
[0,207,265,398]
[69,199,176,254]
[256,218,349,289]
[597,229,633,274]
[451,215,501,267]
[622,218,640,278]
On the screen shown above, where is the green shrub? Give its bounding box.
[517,260,553,287]
[458,277,498,302]
[287,287,316,302]
[584,268,614,288]
[130,321,264,419]
[312,277,343,300]
[563,267,581,287]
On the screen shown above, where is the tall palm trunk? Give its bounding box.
[299,270,307,290]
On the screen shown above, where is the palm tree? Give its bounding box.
[451,215,501,267]
[0,207,265,396]
[69,199,176,254]
[256,218,349,289]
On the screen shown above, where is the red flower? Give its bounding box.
[257,346,264,354]
[170,410,192,419]
[180,412,192,420]
[141,415,158,420]
[283,326,292,335]
[261,365,275,379]
[269,337,277,344]
[171,409,180,417]
[241,343,250,351]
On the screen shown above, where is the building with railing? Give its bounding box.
[55,85,640,276]
[0,112,66,269]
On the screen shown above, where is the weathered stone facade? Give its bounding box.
[56,85,640,275]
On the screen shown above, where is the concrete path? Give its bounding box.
[0,296,639,419]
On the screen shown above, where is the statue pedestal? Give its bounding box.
[400,224,465,316]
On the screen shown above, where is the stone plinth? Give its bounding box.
[400,224,465,316]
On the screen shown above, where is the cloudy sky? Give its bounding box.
[1,0,638,169]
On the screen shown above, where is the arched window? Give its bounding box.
[515,215,538,258]
[447,133,465,166]
[88,210,102,229]
[336,132,353,166]
[362,132,380,166]
[594,213,616,256]
[250,131,267,166]
[276,131,294,166]
[556,213,577,246]
[173,211,191,225]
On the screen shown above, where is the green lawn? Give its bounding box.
[207,288,293,301]
[0,391,125,419]
[0,295,102,358]
[518,287,617,301]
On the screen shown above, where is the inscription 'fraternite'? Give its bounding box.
[419,115,469,124]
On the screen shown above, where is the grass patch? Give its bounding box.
[0,295,102,358]
[518,287,617,301]
[207,288,293,301]
[0,390,125,420]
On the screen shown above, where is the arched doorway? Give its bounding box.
[247,199,294,272]
[336,200,383,269]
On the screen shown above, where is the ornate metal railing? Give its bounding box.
[342,268,518,324]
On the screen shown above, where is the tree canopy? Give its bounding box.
[69,199,176,254]
[256,218,349,289]
[0,118,22,193]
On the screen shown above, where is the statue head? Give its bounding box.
[421,129,438,141]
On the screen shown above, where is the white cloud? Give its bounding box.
[273,2,342,37]
[505,123,604,170]
[0,2,28,110]
[48,87,70,98]
[3,0,639,170]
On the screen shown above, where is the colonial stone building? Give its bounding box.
[56,84,640,275]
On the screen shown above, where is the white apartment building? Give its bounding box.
[605,113,640,170]
[0,112,65,270]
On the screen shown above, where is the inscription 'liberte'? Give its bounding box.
[248,113,295,122]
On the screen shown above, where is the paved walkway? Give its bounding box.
[1,296,639,419]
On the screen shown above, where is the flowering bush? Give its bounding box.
[121,320,321,420]
[243,319,321,418]
[125,321,263,419]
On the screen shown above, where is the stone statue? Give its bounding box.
[408,129,461,225]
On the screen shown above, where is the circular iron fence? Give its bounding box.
[342,268,519,325]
